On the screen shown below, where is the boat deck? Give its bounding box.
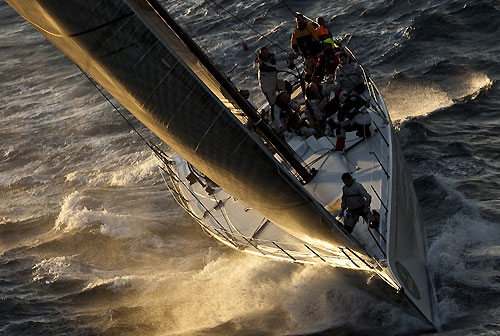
[161,79,394,272]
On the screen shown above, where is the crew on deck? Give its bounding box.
[332,51,369,150]
[315,17,332,41]
[314,41,342,82]
[291,13,321,57]
[284,113,317,140]
[255,14,373,146]
[305,81,338,131]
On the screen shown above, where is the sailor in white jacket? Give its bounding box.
[339,172,372,233]
[257,47,293,105]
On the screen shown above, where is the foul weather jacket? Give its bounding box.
[291,23,319,54]
[341,181,372,211]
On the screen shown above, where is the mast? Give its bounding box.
[146,0,314,182]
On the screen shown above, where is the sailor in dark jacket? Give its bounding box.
[339,172,372,233]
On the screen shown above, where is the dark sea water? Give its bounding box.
[1,0,499,335]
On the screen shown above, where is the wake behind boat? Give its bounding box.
[6,0,439,330]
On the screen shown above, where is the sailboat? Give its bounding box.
[6,0,439,330]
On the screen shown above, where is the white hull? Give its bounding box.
[160,81,438,328]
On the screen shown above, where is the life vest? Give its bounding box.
[323,38,338,49]
[317,26,330,40]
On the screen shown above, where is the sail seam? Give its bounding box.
[165,86,197,130]
[194,109,225,152]
[142,59,178,107]
[70,12,135,37]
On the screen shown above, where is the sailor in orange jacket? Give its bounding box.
[316,17,332,41]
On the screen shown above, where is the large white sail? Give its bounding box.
[6,0,365,253]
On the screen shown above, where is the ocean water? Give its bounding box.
[1,0,499,335]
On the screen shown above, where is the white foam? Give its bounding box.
[107,153,159,186]
[83,275,134,292]
[112,252,425,335]
[53,189,173,249]
[32,256,73,284]
[64,171,90,183]
[54,191,130,235]
[382,72,493,122]
[451,72,492,100]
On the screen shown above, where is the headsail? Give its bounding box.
[6,0,365,253]
[388,130,440,327]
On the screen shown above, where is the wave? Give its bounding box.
[381,76,453,122]
[71,252,425,336]
[382,69,493,123]
[2,1,500,335]
[53,190,168,245]
[423,175,500,325]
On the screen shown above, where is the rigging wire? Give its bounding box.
[203,0,291,55]
[76,65,171,165]
[278,0,297,16]
[208,1,253,55]
[78,66,242,245]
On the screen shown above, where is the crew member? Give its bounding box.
[314,42,341,82]
[291,13,320,57]
[339,173,372,233]
[271,91,300,134]
[305,81,338,130]
[256,47,293,105]
[316,17,332,41]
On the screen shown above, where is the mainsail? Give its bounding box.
[6,0,364,253]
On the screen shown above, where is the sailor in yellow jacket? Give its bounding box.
[291,13,320,56]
